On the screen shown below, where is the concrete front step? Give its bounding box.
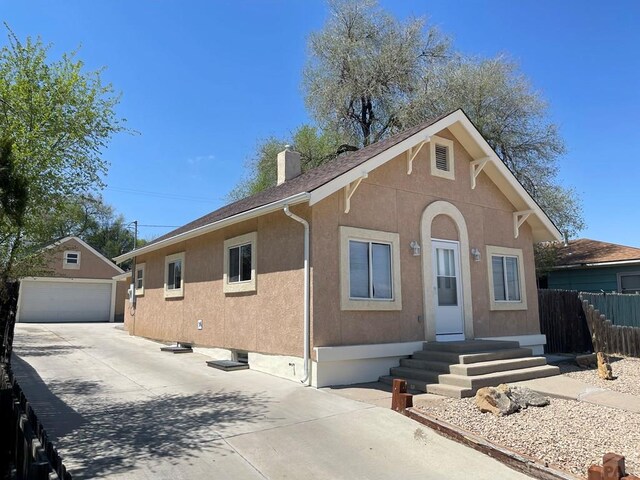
[438,365,560,390]
[389,366,440,383]
[426,383,474,398]
[412,347,533,365]
[399,358,452,372]
[422,339,521,354]
[449,356,547,376]
[379,375,428,393]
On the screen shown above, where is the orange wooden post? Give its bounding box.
[603,453,626,480]
[391,379,412,412]
[588,465,604,480]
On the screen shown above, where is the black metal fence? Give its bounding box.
[538,289,593,354]
[1,364,72,479]
[0,281,19,365]
[1,281,72,479]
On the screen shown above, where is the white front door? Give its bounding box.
[432,240,464,341]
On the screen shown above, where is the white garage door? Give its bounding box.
[19,280,113,323]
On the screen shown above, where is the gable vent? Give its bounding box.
[435,145,449,171]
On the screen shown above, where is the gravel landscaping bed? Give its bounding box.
[417,396,640,477]
[559,356,640,397]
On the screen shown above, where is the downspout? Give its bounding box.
[283,205,310,385]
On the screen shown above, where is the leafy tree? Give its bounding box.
[234,0,583,241]
[412,56,584,236]
[0,138,29,286]
[56,195,144,261]
[304,0,450,147]
[228,125,345,201]
[0,28,125,287]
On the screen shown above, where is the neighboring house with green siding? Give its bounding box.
[546,238,640,293]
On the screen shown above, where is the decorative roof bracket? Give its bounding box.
[406,137,430,175]
[470,157,491,189]
[513,210,534,238]
[344,172,368,213]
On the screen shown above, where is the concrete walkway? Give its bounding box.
[12,323,532,480]
[513,376,640,413]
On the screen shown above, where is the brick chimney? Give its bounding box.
[277,146,301,185]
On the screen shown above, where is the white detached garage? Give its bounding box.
[16,236,126,324]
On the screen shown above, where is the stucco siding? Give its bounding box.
[311,128,540,348]
[47,239,122,279]
[114,281,128,321]
[124,207,308,357]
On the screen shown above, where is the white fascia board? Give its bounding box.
[452,113,562,242]
[308,109,561,243]
[114,192,311,263]
[553,259,640,269]
[50,236,125,274]
[112,272,131,281]
[309,128,435,207]
[22,276,116,284]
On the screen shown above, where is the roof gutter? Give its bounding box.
[552,259,640,269]
[113,192,311,263]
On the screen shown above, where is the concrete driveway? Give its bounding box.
[12,323,531,480]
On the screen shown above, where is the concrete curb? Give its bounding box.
[404,408,584,480]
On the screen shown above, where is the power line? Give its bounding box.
[137,224,181,228]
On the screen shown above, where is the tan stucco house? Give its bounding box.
[17,236,127,323]
[115,109,562,388]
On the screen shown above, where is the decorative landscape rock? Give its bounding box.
[475,386,520,416]
[503,385,550,409]
[475,384,550,416]
[597,352,614,380]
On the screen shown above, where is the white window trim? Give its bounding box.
[617,271,640,294]
[340,226,402,311]
[223,232,257,294]
[486,245,527,311]
[63,250,81,270]
[164,252,185,299]
[135,263,145,296]
[430,135,455,180]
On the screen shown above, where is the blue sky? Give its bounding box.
[2,1,639,245]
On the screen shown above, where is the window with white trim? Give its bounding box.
[164,253,184,298]
[430,135,455,180]
[135,263,145,295]
[223,232,257,293]
[340,226,402,310]
[63,250,81,269]
[486,245,527,311]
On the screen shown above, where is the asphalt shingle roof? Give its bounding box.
[554,238,640,266]
[149,111,453,246]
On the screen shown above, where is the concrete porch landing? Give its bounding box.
[380,340,560,398]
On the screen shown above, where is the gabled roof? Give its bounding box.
[114,109,561,263]
[553,238,640,268]
[49,236,125,274]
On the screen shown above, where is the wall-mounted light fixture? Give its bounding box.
[410,241,421,257]
[471,248,481,262]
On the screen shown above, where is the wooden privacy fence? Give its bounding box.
[0,364,72,480]
[581,296,640,358]
[538,289,592,354]
[579,292,640,328]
